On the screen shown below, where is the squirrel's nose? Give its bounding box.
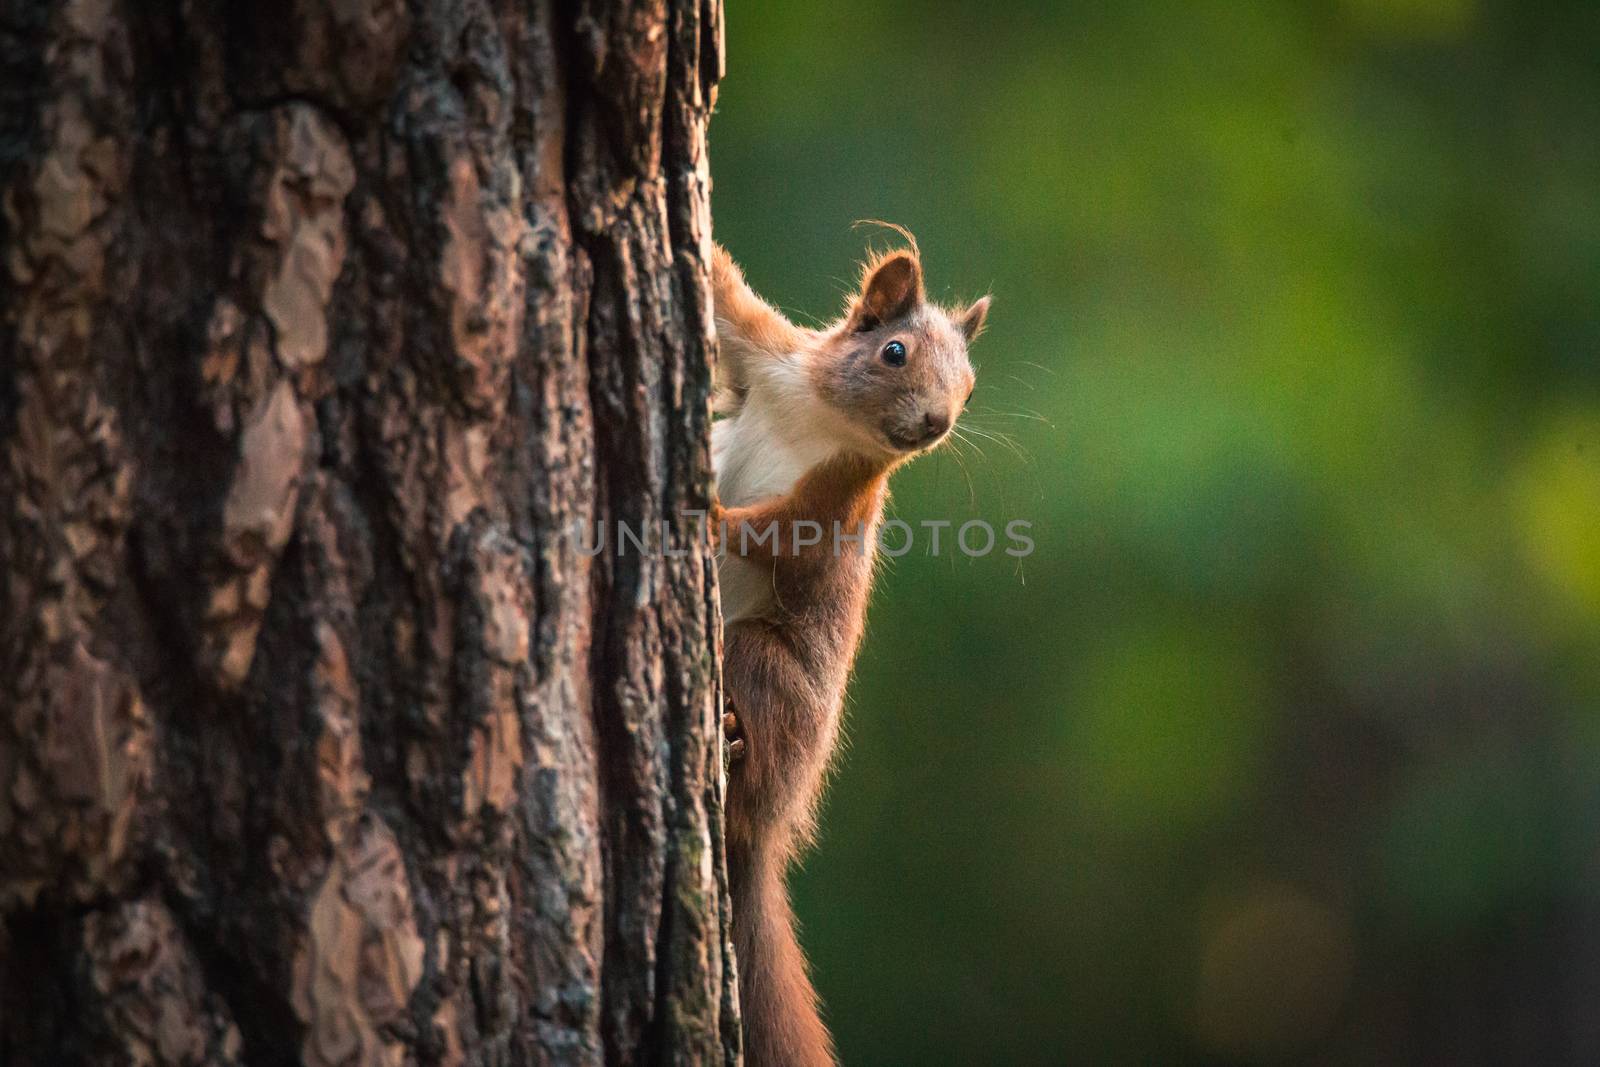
[920,411,951,443]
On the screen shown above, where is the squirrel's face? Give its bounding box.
[811,250,989,458]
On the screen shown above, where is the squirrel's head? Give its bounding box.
[810,243,989,459]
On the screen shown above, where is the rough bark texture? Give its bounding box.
[0,0,735,1064]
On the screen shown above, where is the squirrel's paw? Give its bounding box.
[723,705,746,763]
[708,501,728,546]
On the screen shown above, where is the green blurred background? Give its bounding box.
[709,1,1600,1063]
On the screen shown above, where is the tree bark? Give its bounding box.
[0,1,734,1064]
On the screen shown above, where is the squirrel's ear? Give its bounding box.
[852,251,923,331]
[958,295,991,343]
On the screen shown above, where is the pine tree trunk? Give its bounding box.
[0,1,734,1064]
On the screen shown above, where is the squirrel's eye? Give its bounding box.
[881,340,907,367]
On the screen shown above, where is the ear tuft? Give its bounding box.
[958,295,991,342]
[853,250,924,330]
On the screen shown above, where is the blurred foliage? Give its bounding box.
[709,0,1600,1062]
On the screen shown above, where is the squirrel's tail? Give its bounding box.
[729,840,837,1067]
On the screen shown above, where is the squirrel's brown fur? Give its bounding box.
[711,236,989,1066]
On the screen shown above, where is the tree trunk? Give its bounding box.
[0,1,734,1064]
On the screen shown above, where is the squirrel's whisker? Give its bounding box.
[956,424,1032,464]
[939,438,980,512]
[1010,359,1056,376]
[948,426,989,462]
[968,406,1053,425]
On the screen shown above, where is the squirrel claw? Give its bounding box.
[723,707,746,763]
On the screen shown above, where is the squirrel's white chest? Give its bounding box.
[712,400,832,506]
[712,389,842,625]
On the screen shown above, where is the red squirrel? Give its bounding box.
[709,233,989,1066]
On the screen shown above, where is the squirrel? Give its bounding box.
[709,232,989,1067]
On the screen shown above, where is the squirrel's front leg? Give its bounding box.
[713,454,887,562]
